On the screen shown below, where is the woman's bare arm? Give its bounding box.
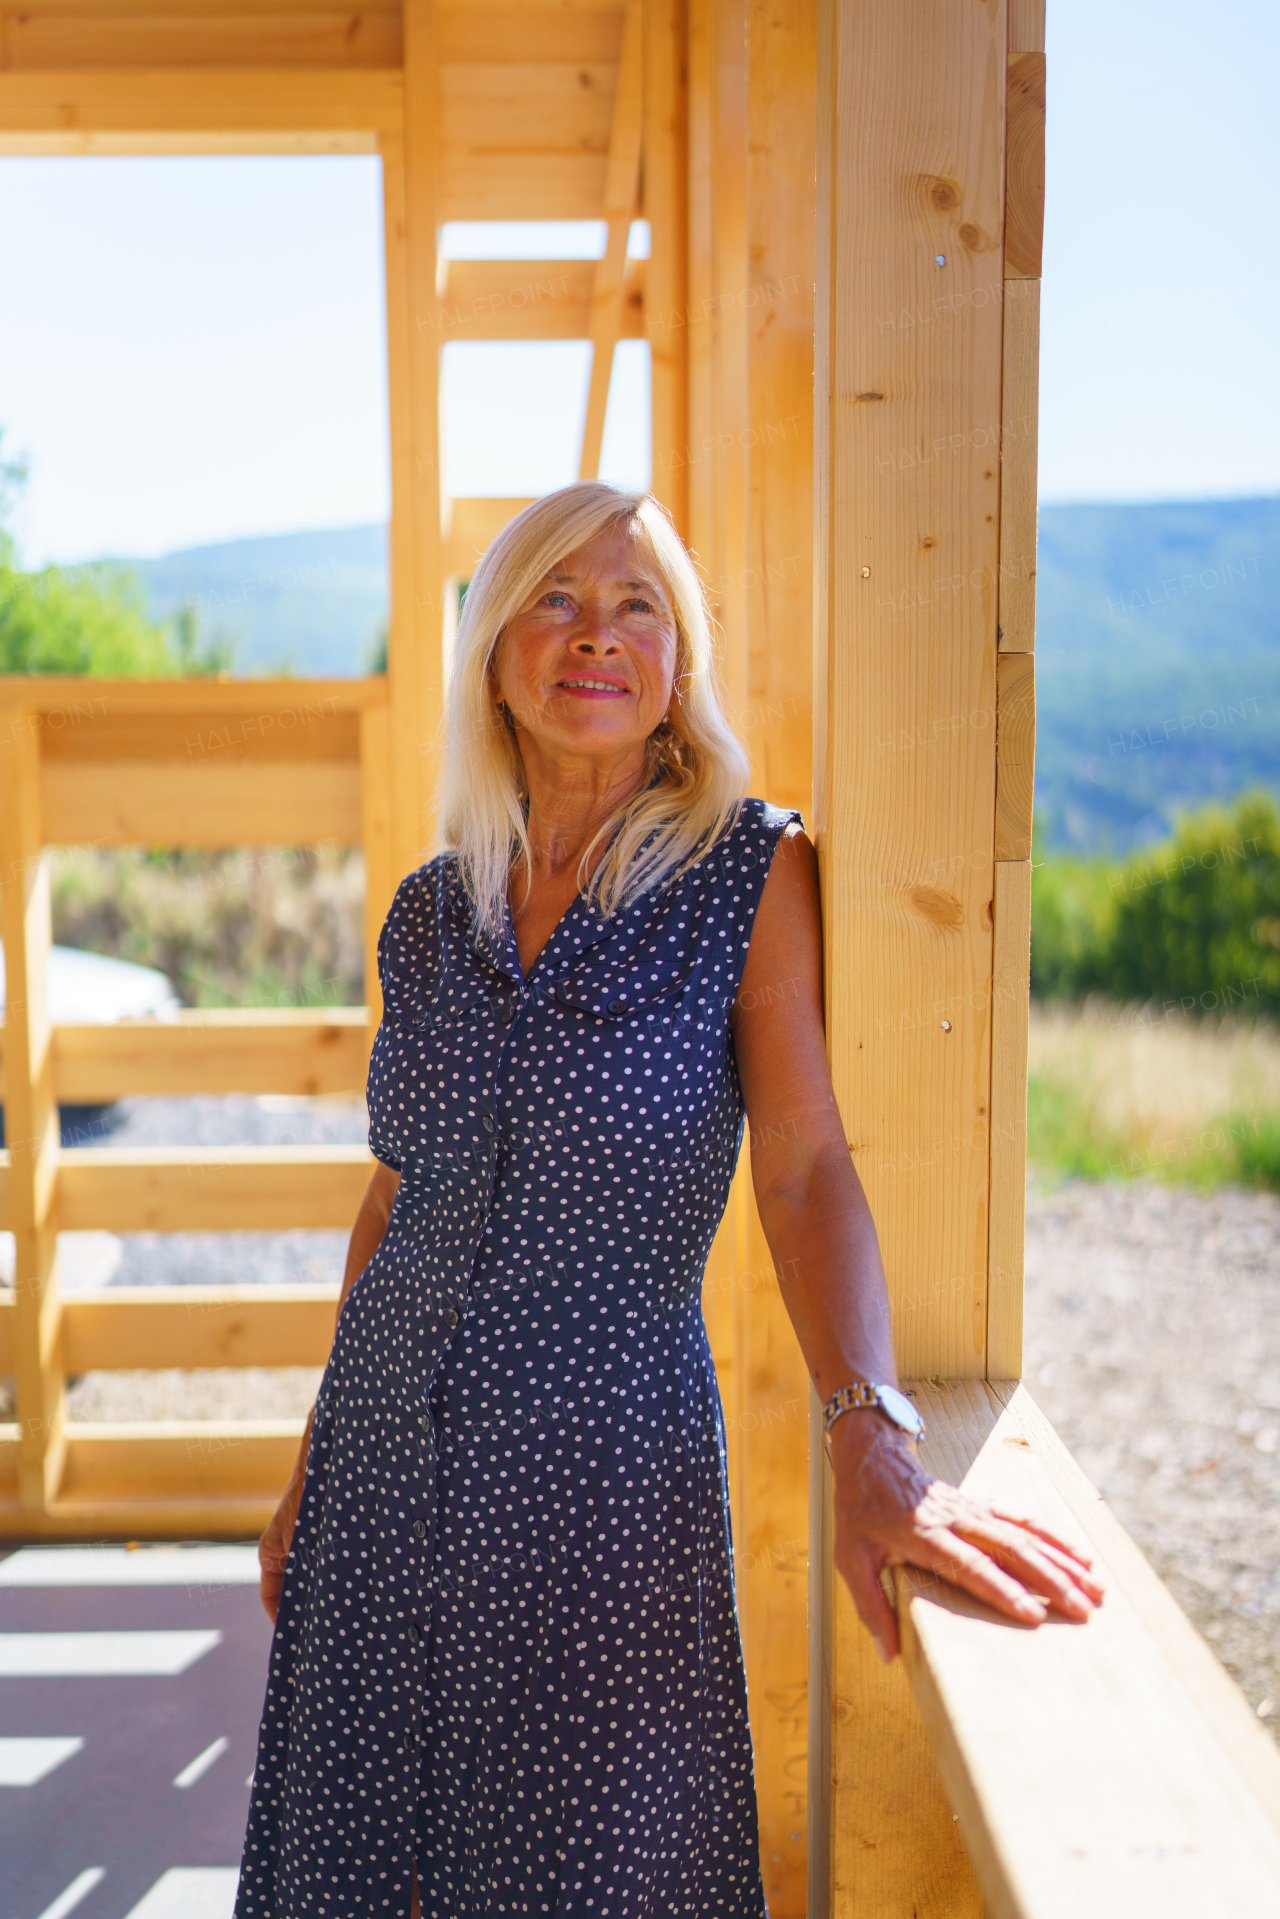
[731,827,1103,1660]
[258,1161,401,1622]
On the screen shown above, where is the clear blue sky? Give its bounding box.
[0,0,1275,567]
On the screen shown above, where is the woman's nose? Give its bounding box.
[569,614,621,652]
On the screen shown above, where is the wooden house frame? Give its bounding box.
[2,2,1280,1910]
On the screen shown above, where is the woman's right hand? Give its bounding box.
[259,1476,302,1624]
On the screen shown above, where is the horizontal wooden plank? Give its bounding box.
[0,1011,370,1102]
[442,497,537,577]
[40,707,360,764]
[441,63,613,219]
[994,653,1035,862]
[899,1380,1280,1917]
[0,675,386,715]
[41,759,362,847]
[439,7,624,64]
[0,68,400,141]
[430,257,643,341]
[59,1284,339,1372]
[56,1420,304,1500]
[3,10,402,69]
[50,1145,373,1233]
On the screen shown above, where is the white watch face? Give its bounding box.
[875,1383,924,1437]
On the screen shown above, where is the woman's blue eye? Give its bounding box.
[544,592,571,608]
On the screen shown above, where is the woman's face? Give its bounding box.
[492,523,679,773]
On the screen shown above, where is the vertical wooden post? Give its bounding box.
[643,0,689,535]
[0,717,63,1515]
[382,0,445,888]
[360,699,394,1042]
[810,0,1014,1908]
[988,0,1044,1381]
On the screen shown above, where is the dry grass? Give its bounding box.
[1028,1000,1280,1187]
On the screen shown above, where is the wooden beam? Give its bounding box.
[3,8,404,72]
[56,1286,339,1375]
[812,0,1010,1906]
[41,759,362,849]
[0,1011,370,1104]
[994,653,1035,862]
[46,1146,373,1235]
[382,0,446,890]
[986,862,1031,1379]
[0,677,385,718]
[0,68,400,154]
[642,0,690,533]
[899,1380,1280,1913]
[580,0,644,478]
[1004,53,1045,280]
[0,714,64,1513]
[998,276,1040,654]
[440,61,615,220]
[440,498,537,579]
[438,5,626,65]
[427,258,644,341]
[57,1421,304,1502]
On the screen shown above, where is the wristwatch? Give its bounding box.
[822,1380,925,1441]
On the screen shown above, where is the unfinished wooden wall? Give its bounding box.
[809,0,1043,1911]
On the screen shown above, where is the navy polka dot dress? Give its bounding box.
[237,798,800,1918]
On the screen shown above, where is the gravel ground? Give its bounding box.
[1024,1175,1280,1736]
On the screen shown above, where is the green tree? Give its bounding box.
[0,427,231,677]
[1105,790,1280,1016]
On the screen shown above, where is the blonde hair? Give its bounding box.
[440,481,750,939]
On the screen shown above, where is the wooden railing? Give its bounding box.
[0,676,388,1534]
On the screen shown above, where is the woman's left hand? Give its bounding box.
[828,1411,1106,1663]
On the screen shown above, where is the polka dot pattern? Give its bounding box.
[237,798,800,1917]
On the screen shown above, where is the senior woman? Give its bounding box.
[238,482,1099,1918]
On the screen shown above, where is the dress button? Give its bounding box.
[482,1114,496,1134]
[412,1519,427,1540]
[445,1307,460,1329]
[608,998,627,1016]
[418,1414,430,1433]
[497,997,516,1026]
[408,1624,420,1647]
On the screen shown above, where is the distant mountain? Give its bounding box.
[122,497,1280,852]
[131,524,388,677]
[1035,497,1279,851]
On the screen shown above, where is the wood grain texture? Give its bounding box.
[51,1146,372,1234]
[441,497,538,578]
[1007,0,1045,52]
[439,62,613,219]
[361,700,393,1039]
[40,760,362,848]
[1,1011,369,1104]
[998,275,1039,652]
[383,4,446,884]
[815,0,1006,1385]
[994,652,1034,861]
[580,0,644,477]
[57,1286,339,1374]
[988,1382,1280,1838]
[1004,53,1044,279]
[0,677,385,716]
[429,258,644,341]
[0,718,64,1511]
[746,0,814,820]
[986,861,1030,1379]
[642,0,689,532]
[438,6,625,64]
[56,1422,305,1501]
[813,0,1010,1906]
[2,10,403,68]
[0,68,400,147]
[899,1380,1280,1916]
